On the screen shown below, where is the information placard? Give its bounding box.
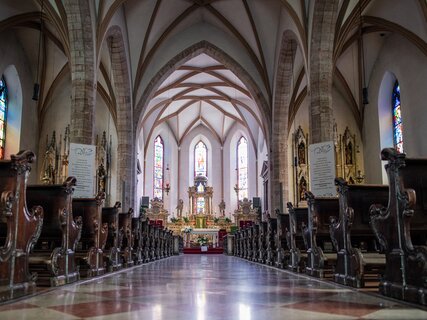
[68,143,96,198]
[308,141,336,197]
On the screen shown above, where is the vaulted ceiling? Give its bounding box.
[141,54,264,150]
[1,0,427,145]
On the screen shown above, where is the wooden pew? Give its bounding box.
[119,208,134,268]
[276,212,290,269]
[235,230,241,257]
[286,202,307,272]
[102,202,122,271]
[370,148,427,305]
[27,177,82,286]
[251,224,260,261]
[131,215,143,265]
[266,217,277,266]
[246,227,253,260]
[0,151,44,301]
[257,222,268,263]
[141,219,151,262]
[303,192,338,278]
[73,192,107,278]
[330,178,388,288]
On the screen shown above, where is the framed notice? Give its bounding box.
[69,143,96,198]
[308,141,336,197]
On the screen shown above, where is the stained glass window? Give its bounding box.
[153,135,164,199]
[194,141,207,177]
[392,81,403,153]
[0,77,7,160]
[237,136,248,200]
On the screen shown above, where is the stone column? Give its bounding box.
[64,0,96,145]
[309,0,339,143]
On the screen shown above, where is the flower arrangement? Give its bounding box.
[197,235,209,246]
[170,217,181,223]
[183,226,192,234]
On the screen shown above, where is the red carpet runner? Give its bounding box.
[183,247,224,254]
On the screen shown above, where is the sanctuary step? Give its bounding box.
[183,247,223,254]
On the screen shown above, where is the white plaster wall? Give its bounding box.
[363,33,427,184]
[332,85,364,179]
[0,31,38,183]
[37,77,71,184]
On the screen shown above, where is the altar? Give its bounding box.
[182,228,220,248]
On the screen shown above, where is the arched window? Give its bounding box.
[194,141,207,177]
[0,77,7,159]
[153,135,164,199]
[237,136,248,200]
[392,80,403,153]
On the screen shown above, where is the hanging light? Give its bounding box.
[33,0,44,101]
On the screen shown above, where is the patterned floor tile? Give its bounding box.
[0,255,426,319]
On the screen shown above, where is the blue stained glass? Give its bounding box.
[0,76,7,160]
[392,81,403,153]
[237,136,248,200]
[153,136,164,199]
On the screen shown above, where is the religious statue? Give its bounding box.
[40,132,57,184]
[219,200,226,217]
[299,176,307,201]
[345,141,353,165]
[97,162,106,192]
[298,142,306,165]
[176,199,184,217]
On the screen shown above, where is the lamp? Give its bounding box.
[33,0,44,101]
[164,164,170,195]
[355,170,365,184]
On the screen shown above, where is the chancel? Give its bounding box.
[1,1,427,319]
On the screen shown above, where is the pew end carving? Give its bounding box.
[27,176,83,287]
[0,151,44,301]
[73,192,107,278]
[370,148,427,305]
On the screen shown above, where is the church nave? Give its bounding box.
[0,255,426,320]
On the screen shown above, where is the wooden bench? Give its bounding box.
[286,202,307,272]
[276,212,290,269]
[73,192,107,278]
[102,202,122,271]
[304,192,338,278]
[266,217,277,266]
[141,219,151,262]
[27,176,82,286]
[251,224,260,261]
[131,215,143,265]
[0,150,44,301]
[245,227,253,260]
[370,148,427,305]
[119,208,134,268]
[330,178,388,288]
[257,222,268,263]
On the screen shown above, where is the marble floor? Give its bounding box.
[1,255,427,319]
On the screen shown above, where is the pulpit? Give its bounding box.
[234,198,259,228]
[145,198,169,226]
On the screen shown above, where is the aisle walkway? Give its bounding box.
[1,255,427,319]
